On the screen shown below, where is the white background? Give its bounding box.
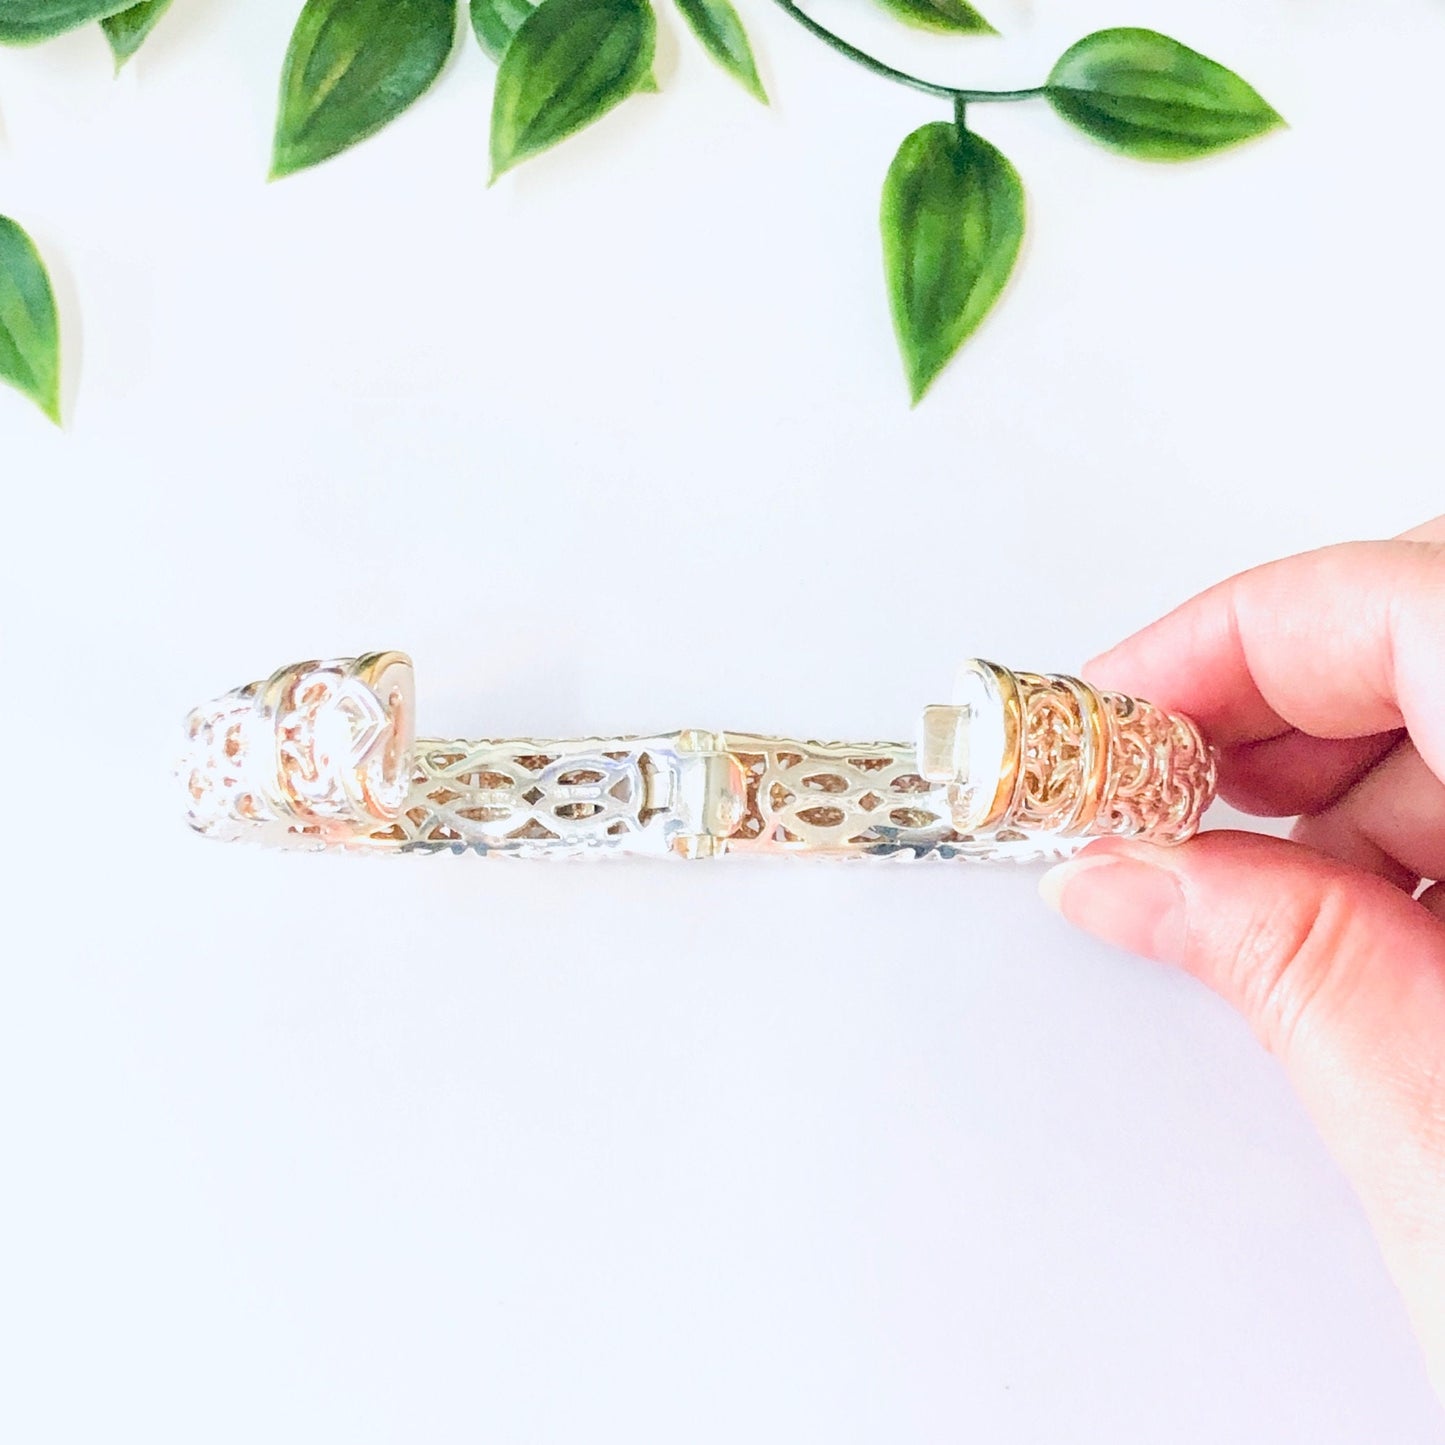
[3,0,1443,1439]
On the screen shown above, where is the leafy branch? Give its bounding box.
[766,3,1283,397]
[0,0,1282,419]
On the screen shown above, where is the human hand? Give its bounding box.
[1039,518,1445,1399]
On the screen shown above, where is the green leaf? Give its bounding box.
[271,0,458,179]
[472,0,657,85]
[490,0,654,181]
[1047,28,1283,160]
[869,0,994,37]
[0,0,134,44]
[469,0,533,60]
[674,0,766,102]
[880,121,1023,404]
[100,0,173,68]
[0,217,62,425]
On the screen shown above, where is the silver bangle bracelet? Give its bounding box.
[181,652,1217,862]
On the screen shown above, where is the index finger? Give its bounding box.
[1084,526,1445,780]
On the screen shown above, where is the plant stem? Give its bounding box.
[768,0,1047,103]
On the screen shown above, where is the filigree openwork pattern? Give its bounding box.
[182,681,268,841]
[1014,674,1088,832]
[1094,691,1216,845]
[1001,673,1215,846]
[356,732,1064,862]
[366,737,707,858]
[182,654,413,846]
[181,654,1217,861]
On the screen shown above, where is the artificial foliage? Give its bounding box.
[0,0,1280,420]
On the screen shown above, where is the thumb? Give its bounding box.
[1041,831,1445,1393]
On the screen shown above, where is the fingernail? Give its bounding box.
[1039,851,1187,964]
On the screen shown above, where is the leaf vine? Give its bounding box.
[0,0,1282,420]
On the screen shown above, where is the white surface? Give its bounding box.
[2,0,1443,1439]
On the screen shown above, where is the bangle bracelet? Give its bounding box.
[180,652,1216,862]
